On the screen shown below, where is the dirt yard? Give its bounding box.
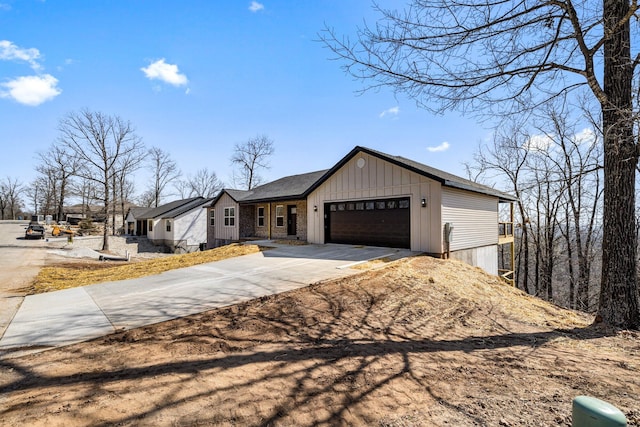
[1,256,638,426]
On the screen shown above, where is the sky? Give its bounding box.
[0,0,494,201]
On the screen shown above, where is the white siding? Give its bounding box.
[213,193,239,241]
[307,151,442,253]
[441,187,498,251]
[147,219,160,242]
[173,204,208,248]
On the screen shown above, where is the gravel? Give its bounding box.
[45,234,169,260]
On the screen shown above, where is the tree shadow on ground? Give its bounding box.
[0,276,632,426]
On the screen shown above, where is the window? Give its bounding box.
[148,219,153,232]
[209,210,215,226]
[276,205,284,227]
[399,199,410,209]
[376,201,386,210]
[224,207,235,226]
[257,206,265,227]
[387,200,397,209]
[365,201,375,210]
[165,219,172,232]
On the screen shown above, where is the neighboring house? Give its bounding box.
[127,197,212,253]
[207,146,516,277]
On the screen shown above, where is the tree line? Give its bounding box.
[5,109,274,251]
[468,100,603,313]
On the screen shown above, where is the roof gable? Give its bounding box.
[308,146,517,202]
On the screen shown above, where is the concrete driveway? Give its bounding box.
[0,243,412,358]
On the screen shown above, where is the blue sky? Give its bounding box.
[0,1,491,197]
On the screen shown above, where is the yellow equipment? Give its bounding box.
[52,225,75,237]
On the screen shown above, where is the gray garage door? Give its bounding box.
[324,197,410,249]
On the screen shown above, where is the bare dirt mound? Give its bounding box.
[1,256,638,426]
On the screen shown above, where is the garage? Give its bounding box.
[324,197,411,248]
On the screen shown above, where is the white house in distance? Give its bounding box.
[126,197,212,253]
[207,146,516,278]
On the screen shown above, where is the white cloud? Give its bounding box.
[379,106,400,118]
[426,142,450,153]
[141,59,188,87]
[525,134,552,152]
[0,3,11,11]
[1,74,61,106]
[574,127,596,146]
[249,1,264,12]
[0,40,42,70]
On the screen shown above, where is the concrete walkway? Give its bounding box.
[0,243,412,358]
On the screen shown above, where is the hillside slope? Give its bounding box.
[1,255,638,426]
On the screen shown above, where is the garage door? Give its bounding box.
[324,197,410,248]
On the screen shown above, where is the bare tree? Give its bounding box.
[322,1,640,328]
[231,135,274,190]
[32,165,57,218]
[466,120,533,294]
[36,145,80,222]
[176,168,223,199]
[58,110,144,251]
[136,189,157,208]
[112,150,144,234]
[0,177,24,220]
[146,147,181,207]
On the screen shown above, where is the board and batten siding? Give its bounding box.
[441,187,498,252]
[213,192,240,241]
[307,150,442,253]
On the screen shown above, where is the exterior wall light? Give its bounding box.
[421,198,427,208]
[314,205,318,212]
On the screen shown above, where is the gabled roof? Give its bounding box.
[308,146,517,202]
[138,197,209,220]
[127,206,151,219]
[161,197,213,219]
[210,170,329,206]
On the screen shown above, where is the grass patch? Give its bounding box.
[30,244,263,294]
[351,256,394,270]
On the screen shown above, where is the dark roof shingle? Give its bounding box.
[138,197,210,219]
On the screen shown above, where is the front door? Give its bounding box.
[287,205,297,236]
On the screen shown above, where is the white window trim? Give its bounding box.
[165,219,172,232]
[210,209,215,226]
[148,219,153,232]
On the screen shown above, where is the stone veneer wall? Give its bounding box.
[250,200,308,241]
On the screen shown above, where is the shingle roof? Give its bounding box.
[210,147,516,208]
[138,197,209,219]
[308,146,517,202]
[160,197,213,219]
[127,206,152,219]
[210,170,329,206]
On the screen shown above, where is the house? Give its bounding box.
[126,197,212,253]
[207,170,327,247]
[207,146,516,277]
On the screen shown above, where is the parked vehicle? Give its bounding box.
[25,224,45,239]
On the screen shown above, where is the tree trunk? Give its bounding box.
[598,0,640,328]
[102,171,110,251]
